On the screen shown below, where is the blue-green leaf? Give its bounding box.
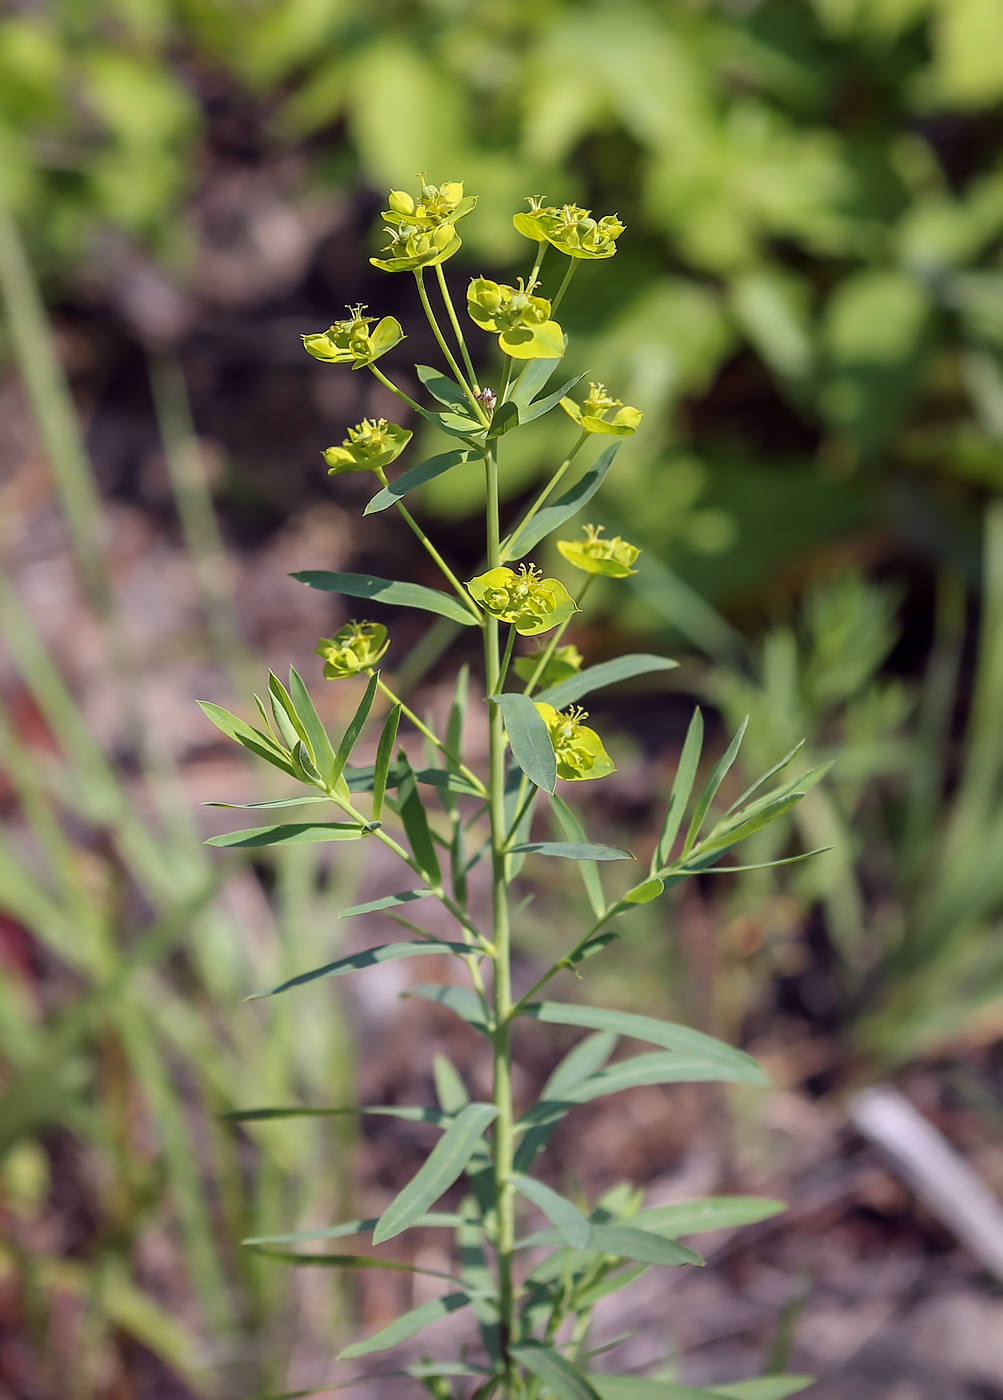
[373,1101,500,1243]
[396,750,442,883]
[432,1054,471,1113]
[501,442,620,562]
[518,371,588,423]
[511,1341,603,1400]
[490,691,556,794]
[654,707,703,871]
[364,450,470,515]
[416,364,472,411]
[203,796,328,810]
[518,1223,701,1267]
[523,1003,767,1083]
[226,1105,448,1125]
[589,1378,815,1400]
[681,716,749,858]
[333,671,380,783]
[243,1212,466,1245]
[486,400,519,440]
[630,1197,786,1237]
[513,1032,617,1173]
[536,654,679,709]
[339,888,433,919]
[510,841,633,861]
[197,699,295,776]
[508,353,565,408]
[288,666,337,782]
[338,1291,477,1359]
[249,941,475,1000]
[510,1172,593,1250]
[550,793,605,918]
[371,703,401,820]
[206,822,367,848]
[407,983,491,1034]
[292,571,479,625]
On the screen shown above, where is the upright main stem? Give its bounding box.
[484,443,516,1373]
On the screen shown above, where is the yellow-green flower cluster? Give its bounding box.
[557,524,641,578]
[512,643,583,689]
[302,305,405,368]
[372,175,475,272]
[467,564,576,636]
[314,621,389,678]
[514,197,625,260]
[561,383,642,436]
[322,419,412,474]
[535,703,615,781]
[467,277,565,360]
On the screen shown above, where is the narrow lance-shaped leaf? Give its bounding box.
[629,1196,786,1237]
[416,363,472,410]
[510,841,633,861]
[339,888,432,919]
[518,371,588,424]
[724,739,805,817]
[654,707,703,872]
[550,792,605,918]
[681,715,749,858]
[206,822,367,849]
[373,1101,499,1243]
[510,1172,593,1250]
[491,691,556,794]
[364,450,469,515]
[516,1223,700,1267]
[501,441,620,562]
[332,671,380,784]
[432,1054,470,1113]
[289,665,338,784]
[536,654,679,710]
[338,1292,478,1360]
[242,1212,468,1245]
[248,941,476,1000]
[292,571,479,626]
[513,1032,617,1173]
[407,983,491,1034]
[371,702,400,820]
[196,699,296,777]
[511,1340,603,1400]
[507,352,565,408]
[396,749,442,883]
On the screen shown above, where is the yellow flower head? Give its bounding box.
[302,304,405,367]
[535,702,615,781]
[560,382,642,436]
[384,175,475,229]
[314,621,389,678]
[322,419,412,474]
[467,277,565,360]
[466,564,577,636]
[513,197,625,260]
[512,643,584,689]
[557,524,641,578]
[371,219,461,273]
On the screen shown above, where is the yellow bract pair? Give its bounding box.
[314,622,389,678]
[535,703,615,782]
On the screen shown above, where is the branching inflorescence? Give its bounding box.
[200,177,824,1400]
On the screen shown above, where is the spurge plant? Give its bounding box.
[200,178,826,1400]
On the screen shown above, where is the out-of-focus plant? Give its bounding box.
[709,504,1003,1074]
[202,176,823,1400]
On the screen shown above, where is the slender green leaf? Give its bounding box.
[524,1004,766,1083]
[339,888,432,918]
[289,665,338,783]
[396,749,442,882]
[502,442,620,562]
[710,1381,815,1400]
[589,1379,814,1400]
[407,983,491,1034]
[573,1264,648,1308]
[544,1031,619,1100]
[486,400,519,439]
[511,1341,603,1400]
[204,796,329,810]
[373,1102,500,1243]
[292,571,478,625]
[227,1105,448,1124]
[681,717,749,857]
[518,1223,700,1267]
[365,450,469,515]
[247,1248,454,1276]
[624,878,663,904]
[433,1054,471,1113]
[669,847,833,880]
[550,793,605,917]
[196,699,296,776]
[537,654,679,709]
[508,352,565,407]
[724,740,805,817]
[338,1291,477,1359]
[511,1173,593,1250]
[510,841,633,861]
[249,941,475,999]
[269,671,310,751]
[692,793,804,856]
[332,671,379,782]
[206,822,366,848]
[630,1197,786,1237]
[518,371,588,423]
[416,364,471,410]
[654,708,703,870]
[491,691,557,793]
[371,703,400,819]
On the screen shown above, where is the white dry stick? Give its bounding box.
[850,1084,1003,1284]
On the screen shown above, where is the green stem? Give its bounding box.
[415,269,488,424]
[368,673,488,798]
[367,362,424,415]
[373,466,479,617]
[505,433,588,551]
[484,443,517,1378]
[498,624,517,690]
[435,262,480,392]
[526,240,549,295]
[522,576,595,695]
[550,259,578,315]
